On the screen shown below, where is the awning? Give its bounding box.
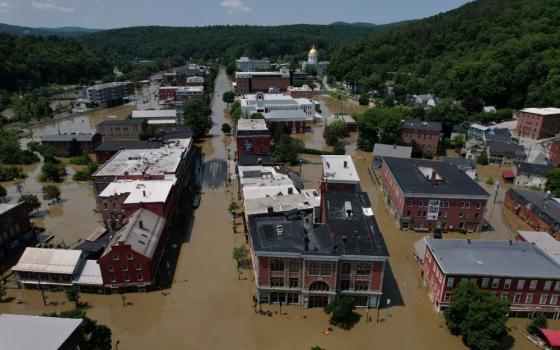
[501,170,515,180]
[539,328,560,347]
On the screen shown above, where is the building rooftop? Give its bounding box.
[73,259,103,286]
[517,231,560,266]
[288,85,312,91]
[177,86,204,93]
[97,118,144,127]
[88,81,130,90]
[487,141,525,156]
[425,237,560,278]
[235,71,290,78]
[514,162,552,177]
[249,191,388,258]
[12,248,82,275]
[95,140,162,152]
[442,156,477,170]
[244,189,320,216]
[237,119,269,134]
[238,165,294,187]
[93,138,191,178]
[485,128,512,143]
[507,189,560,230]
[373,144,412,159]
[0,314,82,350]
[243,185,298,200]
[237,154,275,166]
[401,120,442,132]
[0,203,20,215]
[102,208,166,259]
[132,110,177,119]
[327,114,356,125]
[383,157,489,198]
[42,133,98,143]
[99,179,175,204]
[469,123,489,132]
[322,155,360,184]
[521,108,560,116]
[263,109,313,122]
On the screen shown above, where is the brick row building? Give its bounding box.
[517,108,560,140]
[504,189,560,238]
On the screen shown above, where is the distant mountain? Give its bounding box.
[330,21,378,28]
[0,23,101,37]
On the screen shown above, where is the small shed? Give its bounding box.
[501,169,515,182]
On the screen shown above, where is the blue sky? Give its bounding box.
[0,0,470,29]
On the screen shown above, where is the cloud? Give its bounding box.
[221,0,251,14]
[0,1,13,14]
[31,0,74,13]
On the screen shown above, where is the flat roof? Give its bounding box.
[93,138,191,178]
[373,144,412,159]
[425,237,560,278]
[235,71,290,78]
[12,248,82,275]
[401,119,442,131]
[243,185,298,200]
[521,108,560,116]
[263,110,313,122]
[42,133,97,142]
[237,119,268,132]
[147,118,177,125]
[73,259,103,286]
[321,155,360,183]
[383,157,489,199]
[517,231,560,266]
[244,190,320,216]
[99,179,175,204]
[238,165,294,187]
[132,110,177,119]
[0,314,82,350]
[95,140,162,152]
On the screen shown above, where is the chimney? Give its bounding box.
[267,206,274,215]
[142,190,146,197]
[139,220,144,230]
[288,187,293,194]
[467,238,471,244]
[342,235,348,243]
[431,170,437,181]
[343,161,348,168]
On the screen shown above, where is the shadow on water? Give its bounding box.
[202,158,228,190]
[380,262,405,308]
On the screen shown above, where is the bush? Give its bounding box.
[42,185,61,203]
[19,194,41,213]
[423,151,434,159]
[477,152,489,165]
[272,134,303,164]
[323,120,345,146]
[324,298,360,330]
[39,162,67,182]
[333,141,345,155]
[527,314,547,336]
[69,155,92,165]
[358,93,369,106]
[73,163,98,181]
[486,177,495,185]
[221,123,232,134]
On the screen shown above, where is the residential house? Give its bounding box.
[399,120,442,155]
[513,162,551,189]
[504,189,560,238]
[487,141,526,165]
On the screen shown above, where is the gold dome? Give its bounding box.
[308,45,318,57]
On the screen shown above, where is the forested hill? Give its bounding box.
[78,24,396,63]
[328,0,560,110]
[0,34,111,91]
[0,23,100,37]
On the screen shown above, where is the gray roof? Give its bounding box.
[487,141,525,156]
[425,237,560,279]
[97,119,143,127]
[95,140,162,152]
[442,156,476,170]
[42,133,97,142]
[383,157,489,198]
[514,162,551,177]
[0,314,82,350]
[263,110,313,122]
[507,189,560,230]
[373,144,412,159]
[485,128,511,143]
[102,208,166,259]
[401,120,442,132]
[249,191,388,258]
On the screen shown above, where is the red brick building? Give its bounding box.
[287,85,314,99]
[0,203,34,259]
[98,180,176,231]
[550,141,560,166]
[41,133,102,157]
[236,119,271,159]
[399,120,442,155]
[381,157,490,232]
[417,237,560,316]
[97,208,167,291]
[235,71,290,95]
[504,189,560,238]
[96,119,145,142]
[159,86,178,101]
[517,108,560,140]
[320,155,360,193]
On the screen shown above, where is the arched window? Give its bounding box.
[309,281,329,291]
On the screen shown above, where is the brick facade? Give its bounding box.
[235,76,290,95]
[0,203,33,258]
[504,191,558,238]
[399,125,441,155]
[236,135,271,157]
[550,141,560,167]
[517,110,560,140]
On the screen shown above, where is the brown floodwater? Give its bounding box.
[0,72,543,349]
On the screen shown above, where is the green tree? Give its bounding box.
[0,184,6,202]
[42,185,61,203]
[358,93,369,106]
[323,120,346,146]
[304,65,318,77]
[356,108,405,151]
[333,141,345,155]
[527,314,547,336]
[39,162,66,183]
[450,134,465,150]
[73,162,98,181]
[324,298,360,330]
[444,281,510,350]
[383,94,395,107]
[221,123,232,135]
[250,112,264,119]
[477,152,489,165]
[0,280,6,301]
[222,90,235,107]
[19,194,41,214]
[44,309,112,350]
[546,168,560,197]
[65,286,80,306]
[183,100,212,138]
[228,201,239,214]
[272,134,302,164]
[232,245,250,280]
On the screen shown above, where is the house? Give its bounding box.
[0,314,84,350]
[41,133,102,157]
[372,144,412,169]
[463,139,486,160]
[185,76,205,87]
[517,108,560,140]
[487,141,526,164]
[176,86,206,103]
[235,70,291,94]
[513,162,551,189]
[411,94,439,109]
[467,123,490,140]
[94,140,162,164]
[236,119,271,160]
[381,157,490,232]
[12,248,84,289]
[399,120,442,155]
[484,128,512,143]
[248,190,388,308]
[442,157,477,180]
[504,189,560,238]
[0,202,34,260]
[417,237,560,315]
[96,119,145,141]
[321,155,361,193]
[97,208,167,291]
[326,114,356,132]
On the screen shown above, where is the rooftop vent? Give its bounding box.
[343,160,348,168]
[276,224,284,236]
[344,201,354,220]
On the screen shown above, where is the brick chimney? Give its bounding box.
[139,220,144,229]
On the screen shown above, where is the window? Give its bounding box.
[288,260,299,273]
[137,272,143,281]
[356,263,371,275]
[339,279,350,290]
[419,202,424,207]
[504,279,512,289]
[529,280,538,290]
[526,294,533,304]
[446,277,455,288]
[270,259,284,272]
[127,253,133,260]
[109,273,116,282]
[270,277,284,287]
[340,262,351,274]
[135,263,142,271]
[121,264,128,272]
[476,202,481,209]
[466,202,471,209]
[544,281,552,291]
[289,278,299,288]
[540,295,548,304]
[113,254,119,261]
[407,200,412,207]
[309,263,320,275]
[461,202,465,209]
[492,278,500,288]
[444,292,452,301]
[354,281,368,291]
[517,280,525,290]
[123,273,130,282]
[320,263,331,276]
[555,281,560,291]
[513,293,522,303]
[417,211,422,217]
[501,293,509,301]
[107,265,114,272]
[550,295,559,305]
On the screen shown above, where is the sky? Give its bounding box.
[0,0,470,29]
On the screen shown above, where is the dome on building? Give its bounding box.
[308,45,318,57]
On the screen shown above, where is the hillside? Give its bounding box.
[78,24,398,62]
[328,0,560,110]
[0,34,111,91]
[0,23,100,37]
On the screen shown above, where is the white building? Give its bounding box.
[236,57,271,72]
[301,46,329,76]
[239,93,315,118]
[131,109,178,125]
[321,155,360,187]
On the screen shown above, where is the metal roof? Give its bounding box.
[322,155,360,183]
[514,162,551,177]
[521,107,560,116]
[0,314,82,350]
[487,141,525,156]
[12,248,82,275]
[425,237,560,278]
[73,259,103,286]
[507,189,560,229]
[42,133,97,142]
[263,109,313,122]
[373,144,412,159]
[517,231,560,266]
